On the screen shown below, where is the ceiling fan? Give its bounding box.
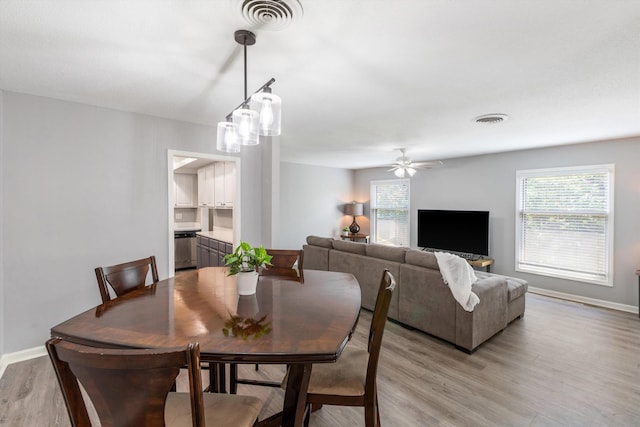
[387,149,442,178]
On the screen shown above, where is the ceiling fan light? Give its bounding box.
[216,121,241,153]
[232,107,259,145]
[394,168,405,178]
[407,167,416,177]
[251,91,282,136]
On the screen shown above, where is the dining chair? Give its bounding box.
[46,338,263,427]
[259,249,304,283]
[95,256,226,393]
[301,269,397,427]
[229,249,305,394]
[95,255,159,303]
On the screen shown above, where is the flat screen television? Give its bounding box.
[417,210,490,256]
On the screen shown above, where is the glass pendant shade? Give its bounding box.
[394,168,405,178]
[216,122,240,153]
[232,107,259,145]
[251,92,282,136]
[406,167,416,177]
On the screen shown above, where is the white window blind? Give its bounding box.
[370,179,410,247]
[516,164,614,286]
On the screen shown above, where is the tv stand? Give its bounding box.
[421,248,494,272]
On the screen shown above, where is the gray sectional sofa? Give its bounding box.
[303,235,528,353]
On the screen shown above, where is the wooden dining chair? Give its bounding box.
[95,256,226,393]
[259,249,304,283]
[46,338,263,427]
[229,249,305,393]
[302,269,397,427]
[95,255,159,303]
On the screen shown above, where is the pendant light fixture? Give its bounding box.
[216,30,282,153]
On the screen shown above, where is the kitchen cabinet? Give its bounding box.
[196,235,233,269]
[214,162,236,208]
[224,162,236,207]
[197,164,215,206]
[174,173,197,207]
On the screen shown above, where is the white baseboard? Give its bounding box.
[0,345,47,380]
[528,286,639,314]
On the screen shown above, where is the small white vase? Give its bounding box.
[236,270,259,295]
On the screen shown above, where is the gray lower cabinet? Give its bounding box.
[196,235,233,269]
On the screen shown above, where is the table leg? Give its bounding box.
[281,363,312,427]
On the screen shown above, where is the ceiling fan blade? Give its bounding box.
[411,161,444,168]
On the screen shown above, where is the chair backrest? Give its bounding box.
[46,338,204,427]
[365,269,396,391]
[95,255,159,303]
[260,249,304,283]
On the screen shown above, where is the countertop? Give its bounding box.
[196,227,233,244]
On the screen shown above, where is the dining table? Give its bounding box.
[50,267,362,427]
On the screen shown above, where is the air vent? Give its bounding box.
[474,113,509,124]
[238,0,304,30]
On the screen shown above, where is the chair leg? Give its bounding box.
[364,394,379,427]
[255,363,259,371]
[229,364,238,394]
[208,363,218,393]
[303,403,311,427]
[218,363,226,393]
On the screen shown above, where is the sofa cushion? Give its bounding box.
[365,244,408,263]
[404,250,439,270]
[329,250,401,318]
[306,235,334,248]
[332,239,367,255]
[476,271,528,302]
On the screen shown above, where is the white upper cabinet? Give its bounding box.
[197,164,215,206]
[174,173,197,207]
[214,162,225,208]
[197,162,235,208]
[224,162,236,207]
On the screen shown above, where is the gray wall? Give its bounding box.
[355,138,640,307]
[0,92,268,354]
[278,163,354,249]
[0,90,5,356]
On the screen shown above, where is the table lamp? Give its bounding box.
[344,202,364,234]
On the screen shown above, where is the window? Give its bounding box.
[370,179,410,247]
[516,164,614,286]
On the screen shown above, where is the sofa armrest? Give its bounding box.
[454,276,508,352]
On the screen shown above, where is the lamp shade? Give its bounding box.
[216,121,241,153]
[232,107,259,146]
[251,92,282,136]
[344,202,364,217]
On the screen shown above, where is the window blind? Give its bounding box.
[516,165,614,285]
[370,179,410,247]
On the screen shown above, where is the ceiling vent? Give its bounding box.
[474,113,509,124]
[238,0,304,30]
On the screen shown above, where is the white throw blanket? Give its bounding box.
[434,252,480,312]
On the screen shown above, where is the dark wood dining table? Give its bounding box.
[50,267,362,427]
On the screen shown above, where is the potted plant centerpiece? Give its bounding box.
[342,226,350,236]
[223,241,272,295]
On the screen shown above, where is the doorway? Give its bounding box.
[167,149,241,277]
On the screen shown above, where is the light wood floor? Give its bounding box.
[1,293,639,426]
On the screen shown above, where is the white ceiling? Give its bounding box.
[1,1,639,169]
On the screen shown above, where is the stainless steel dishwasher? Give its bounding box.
[175,230,198,270]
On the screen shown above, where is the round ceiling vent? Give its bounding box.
[238,0,304,30]
[474,113,510,124]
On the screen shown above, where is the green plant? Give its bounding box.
[342,226,349,232]
[223,241,273,275]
